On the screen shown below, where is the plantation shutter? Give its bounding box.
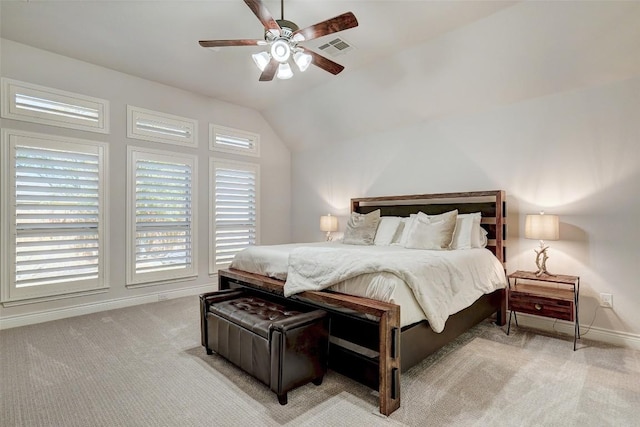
[215,133,255,151]
[14,144,101,288]
[209,125,260,157]
[134,157,194,277]
[2,78,109,133]
[213,163,258,270]
[127,105,197,147]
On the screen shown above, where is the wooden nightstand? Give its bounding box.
[507,270,580,350]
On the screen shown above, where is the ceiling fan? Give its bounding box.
[199,0,358,81]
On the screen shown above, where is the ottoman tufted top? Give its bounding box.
[208,296,302,339]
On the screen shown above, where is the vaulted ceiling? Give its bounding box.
[0,1,514,109]
[3,1,639,151]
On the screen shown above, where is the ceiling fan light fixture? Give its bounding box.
[294,51,312,72]
[276,63,294,80]
[252,52,270,71]
[270,39,291,62]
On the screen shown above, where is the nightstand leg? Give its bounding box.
[574,307,579,351]
[575,298,581,339]
[574,281,580,350]
[507,310,516,335]
[576,279,581,340]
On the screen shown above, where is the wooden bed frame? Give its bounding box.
[218,190,507,416]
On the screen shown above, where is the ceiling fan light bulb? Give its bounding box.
[270,39,291,62]
[252,52,270,71]
[294,52,312,72]
[277,63,294,80]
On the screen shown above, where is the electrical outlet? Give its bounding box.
[158,293,168,302]
[599,293,613,308]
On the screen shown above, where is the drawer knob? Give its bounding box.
[534,303,542,311]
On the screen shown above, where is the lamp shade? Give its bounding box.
[276,63,293,80]
[252,52,270,71]
[525,213,559,241]
[320,214,338,232]
[294,51,312,72]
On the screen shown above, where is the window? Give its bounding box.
[127,147,197,285]
[1,78,109,134]
[209,124,260,157]
[210,159,260,274]
[127,105,197,147]
[1,129,108,303]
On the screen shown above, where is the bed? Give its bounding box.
[217,190,507,416]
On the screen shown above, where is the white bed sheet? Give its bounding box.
[230,242,506,329]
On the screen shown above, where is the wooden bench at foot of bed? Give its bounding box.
[218,268,402,416]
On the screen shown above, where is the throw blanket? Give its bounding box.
[284,246,505,333]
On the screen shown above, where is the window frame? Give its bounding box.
[1,129,109,303]
[209,124,260,157]
[209,158,260,275]
[127,105,198,147]
[1,78,110,134]
[126,146,198,286]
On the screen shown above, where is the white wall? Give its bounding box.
[0,39,291,326]
[291,75,640,341]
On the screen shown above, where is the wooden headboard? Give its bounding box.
[351,190,507,265]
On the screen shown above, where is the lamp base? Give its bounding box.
[534,268,555,277]
[325,231,333,242]
[534,243,554,277]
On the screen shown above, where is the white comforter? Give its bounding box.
[232,243,506,333]
[284,246,506,332]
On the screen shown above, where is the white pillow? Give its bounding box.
[404,210,458,250]
[374,216,403,246]
[390,218,407,245]
[343,209,381,245]
[477,227,488,248]
[451,212,489,249]
[397,214,418,246]
[451,212,481,250]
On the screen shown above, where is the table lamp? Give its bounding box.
[525,212,559,276]
[320,214,338,241]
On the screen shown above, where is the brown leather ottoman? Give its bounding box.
[200,289,329,405]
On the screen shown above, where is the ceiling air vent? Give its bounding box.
[317,37,354,57]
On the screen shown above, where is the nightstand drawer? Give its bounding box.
[509,292,574,321]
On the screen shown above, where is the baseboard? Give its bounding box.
[0,283,216,330]
[515,313,640,350]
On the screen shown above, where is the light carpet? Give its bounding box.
[1,296,638,426]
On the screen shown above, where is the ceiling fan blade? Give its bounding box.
[300,47,345,75]
[259,58,279,81]
[293,12,358,42]
[199,40,265,48]
[244,0,281,32]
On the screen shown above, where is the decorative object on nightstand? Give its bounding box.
[320,214,338,241]
[507,270,580,350]
[525,212,559,276]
